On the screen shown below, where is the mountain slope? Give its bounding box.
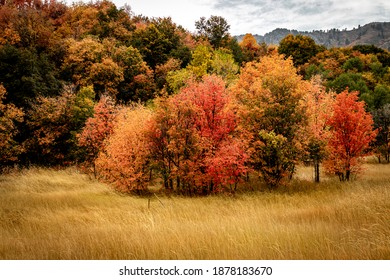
[236,22,390,50]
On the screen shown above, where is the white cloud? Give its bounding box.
[65,0,390,35]
[127,0,214,32]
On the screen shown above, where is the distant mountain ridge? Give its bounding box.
[235,22,390,50]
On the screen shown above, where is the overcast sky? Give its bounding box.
[68,0,390,35]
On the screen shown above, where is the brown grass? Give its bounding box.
[0,165,389,259]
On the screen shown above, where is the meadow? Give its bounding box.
[0,164,389,260]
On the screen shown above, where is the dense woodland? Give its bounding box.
[1,0,390,194]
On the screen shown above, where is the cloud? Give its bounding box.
[72,0,390,35]
[211,0,390,34]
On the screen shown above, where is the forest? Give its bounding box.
[1,0,390,195]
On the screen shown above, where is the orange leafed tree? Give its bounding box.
[239,33,266,62]
[324,89,377,181]
[304,76,335,182]
[95,106,152,193]
[232,54,308,187]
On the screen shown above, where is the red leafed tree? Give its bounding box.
[146,95,199,192]
[181,75,236,147]
[179,75,245,191]
[78,95,117,177]
[205,139,248,192]
[324,89,377,181]
[147,75,247,194]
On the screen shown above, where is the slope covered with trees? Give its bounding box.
[236,22,390,50]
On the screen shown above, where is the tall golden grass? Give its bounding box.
[0,165,389,259]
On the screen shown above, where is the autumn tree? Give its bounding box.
[278,34,320,67]
[324,89,377,181]
[113,44,155,103]
[0,45,62,109]
[0,4,21,46]
[147,75,246,194]
[167,45,239,93]
[372,104,390,163]
[78,95,117,177]
[155,58,182,90]
[232,54,308,187]
[54,2,100,40]
[239,33,267,62]
[146,95,198,192]
[304,77,335,182]
[181,75,245,192]
[210,49,239,85]
[61,37,105,88]
[130,17,191,69]
[62,37,155,101]
[95,105,152,192]
[89,57,124,96]
[0,1,54,51]
[62,37,129,97]
[25,86,95,165]
[53,1,133,42]
[165,44,211,94]
[303,47,348,81]
[92,1,134,42]
[195,16,230,49]
[188,44,213,78]
[26,90,75,165]
[0,84,24,168]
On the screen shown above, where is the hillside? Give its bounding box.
[236,22,390,50]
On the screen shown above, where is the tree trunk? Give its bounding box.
[176,176,180,191]
[314,160,320,183]
[345,169,350,181]
[93,163,97,179]
[338,172,344,182]
[169,178,173,190]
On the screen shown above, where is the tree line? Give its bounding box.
[0,0,387,194]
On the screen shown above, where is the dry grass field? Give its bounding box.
[0,164,389,260]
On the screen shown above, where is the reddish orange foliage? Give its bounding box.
[180,75,247,190]
[324,89,377,181]
[147,75,247,194]
[78,96,117,175]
